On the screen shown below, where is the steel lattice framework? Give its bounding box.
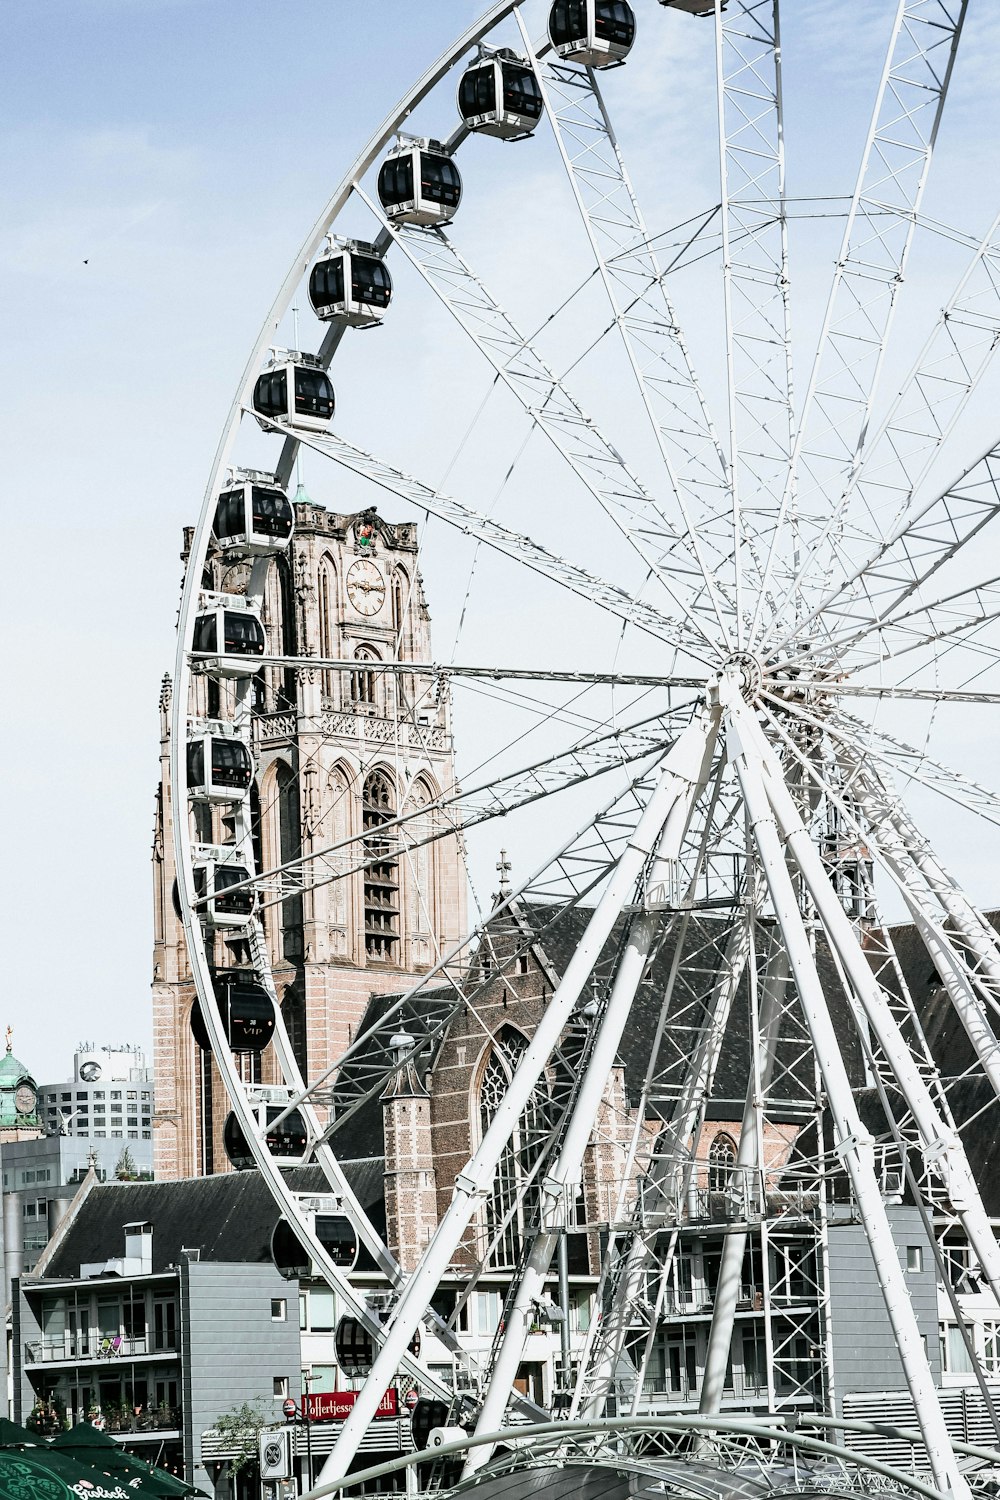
[167,4,1000,1499]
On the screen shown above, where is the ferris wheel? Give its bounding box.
[170,2,1000,1496]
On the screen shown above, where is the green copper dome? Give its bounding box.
[0,1029,38,1128]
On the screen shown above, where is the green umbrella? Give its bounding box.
[0,1419,41,1448]
[3,1448,132,1500]
[50,1431,204,1500]
[0,1449,75,1500]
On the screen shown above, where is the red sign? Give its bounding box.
[282,1399,298,1418]
[303,1389,398,1422]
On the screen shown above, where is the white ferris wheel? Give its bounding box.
[170,2,1000,1496]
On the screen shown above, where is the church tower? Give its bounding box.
[151,494,467,1179]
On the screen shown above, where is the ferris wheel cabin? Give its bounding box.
[222,1090,309,1171]
[252,353,335,433]
[190,847,256,929]
[186,730,253,804]
[377,140,462,227]
[457,49,543,139]
[213,477,294,557]
[271,1200,359,1278]
[548,0,637,66]
[190,972,275,1054]
[309,242,392,327]
[192,596,266,677]
[334,1315,421,1378]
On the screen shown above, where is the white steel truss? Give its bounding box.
[753,0,969,645]
[165,7,1000,1499]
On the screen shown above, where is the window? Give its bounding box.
[271,1299,287,1321]
[474,1291,502,1337]
[308,1289,336,1332]
[273,1376,288,1398]
[906,1245,924,1273]
[351,645,380,707]
[983,1322,1000,1376]
[709,1133,737,1192]
[479,1028,551,1269]
[941,1322,975,1375]
[318,557,337,700]
[363,771,399,960]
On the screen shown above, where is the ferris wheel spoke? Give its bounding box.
[250,412,713,664]
[276,762,673,1149]
[713,0,795,646]
[512,15,738,638]
[234,702,689,915]
[776,701,1000,830]
[751,0,969,645]
[839,575,1000,676]
[351,183,729,652]
[804,436,1000,658]
[765,207,1000,652]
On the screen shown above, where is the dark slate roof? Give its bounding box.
[336,897,1000,1201]
[341,899,871,1165]
[41,1162,383,1280]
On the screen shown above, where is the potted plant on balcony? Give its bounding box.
[27,1397,67,1436]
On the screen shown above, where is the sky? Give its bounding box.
[4,1,1000,1083]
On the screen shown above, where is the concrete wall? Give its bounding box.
[827,1205,940,1410]
[181,1259,301,1495]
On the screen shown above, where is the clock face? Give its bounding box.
[346,558,386,617]
[15,1083,35,1115]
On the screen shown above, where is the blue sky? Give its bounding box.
[5,1,1000,1080]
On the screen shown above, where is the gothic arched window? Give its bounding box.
[281,984,307,1075]
[351,645,380,708]
[478,1028,550,1270]
[392,569,409,647]
[318,555,337,702]
[363,771,398,960]
[709,1132,737,1193]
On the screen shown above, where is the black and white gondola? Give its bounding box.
[186,724,253,805]
[309,239,392,327]
[223,1086,310,1171]
[252,351,335,433]
[457,47,543,139]
[547,0,636,67]
[189,845,256,929]
[213,473,294,557]
[190,972,276,1053]
[192,594,265,678]
[271,1196,360,1277]
[377,137,462,227]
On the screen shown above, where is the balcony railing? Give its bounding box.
[24,1333,174,1364]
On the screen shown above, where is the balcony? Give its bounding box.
[104,1406,180,1435]
[24,1333,175,1365]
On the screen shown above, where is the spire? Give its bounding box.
[5,1027,11,1054]
[381,1033,428,1100]
[493,848,512,906]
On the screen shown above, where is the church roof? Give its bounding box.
[339,899,1000,1193]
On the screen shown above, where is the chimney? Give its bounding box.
[123,1221,152,1274]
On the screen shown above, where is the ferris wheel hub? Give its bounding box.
[721,651,765,701]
